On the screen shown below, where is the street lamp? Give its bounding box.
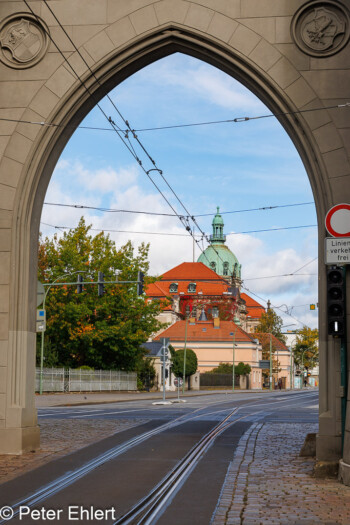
[39,270,87,395]
[230,328,238,393]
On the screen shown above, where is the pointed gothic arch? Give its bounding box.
[0,2,349,477]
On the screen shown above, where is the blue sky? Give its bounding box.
[41,53,318,329]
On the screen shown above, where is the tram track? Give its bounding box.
[114,391,317,524]
[1,391,317,524]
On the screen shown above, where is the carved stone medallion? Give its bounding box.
[0,13,50,68]
[291,1,350,57]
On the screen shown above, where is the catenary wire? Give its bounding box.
[26,0,318,283]
[22,0,204,256]
[40,0,204,239]
[40,222,317,237]
[32,0,226,272]
[29,1,316,298]
[1,103,348,132]
[42,201,315,217]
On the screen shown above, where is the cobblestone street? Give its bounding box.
[213,422,350,525]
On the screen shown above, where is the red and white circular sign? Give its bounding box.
[325,204,350,237]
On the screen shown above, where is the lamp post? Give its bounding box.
[182,315,189,395]
[39,270,86,395]
[230,328,238,393]
[269,333,272,391]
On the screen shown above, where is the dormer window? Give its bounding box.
[169,283,178,293]
[187,282,196,293]
[223,262,229,276]
[210,262,216,271]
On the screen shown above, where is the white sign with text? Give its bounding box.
[325,237,350,264]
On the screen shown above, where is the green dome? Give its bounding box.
[197,207,241,279]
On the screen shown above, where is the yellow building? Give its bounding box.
[154,318,263,389]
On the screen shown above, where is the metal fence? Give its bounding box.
[35,367,65,392]
[35,368,137,392]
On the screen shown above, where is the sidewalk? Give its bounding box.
[35,389,268,407]
[212,422,350,525]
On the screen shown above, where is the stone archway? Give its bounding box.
[0,1,349,476]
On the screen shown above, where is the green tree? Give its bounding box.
[38,217,165,370]
[293,327,319,370]
[206,362,251,375]
[136,357,156,391]
[235,362,252,375]
[171,348,198,378]
[255,308,287,345]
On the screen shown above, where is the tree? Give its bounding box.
[293,327,318,371]
[235,362,252,376]
[37,217,165,370]
[255,308,287,345]
[171,348,198,378]
[136,357,156,391]
[205,362,251,375]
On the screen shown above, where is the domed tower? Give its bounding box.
[198,207,242,284]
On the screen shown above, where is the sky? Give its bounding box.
[40,53,318,329]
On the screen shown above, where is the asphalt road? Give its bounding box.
[0,390,318,525]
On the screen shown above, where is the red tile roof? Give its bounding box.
[161,262,222,281]
[146,262,232,298]
[254,332,289,351]
[154,320,256,343]
[241,293,265,319]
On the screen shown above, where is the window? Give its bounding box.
[187,282,196,293]
[169,283,178,293]
[212,307,219,318]
[223,262,229,276]
[210,262,216,271]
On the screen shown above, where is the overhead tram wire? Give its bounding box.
[23,1,224,280]
[30,2,316,295]
[240,284,308,328]
[42,201,315,217]
[22,0,200,251]
[0,104,348,132]
[37,0,238,275]
[40,1,198,225]
[40,222,318,237]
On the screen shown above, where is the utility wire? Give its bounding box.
[40,222,318,237]
[227,225,316,235]
[1,103,348,132]
[29,1,317,299]
[40,0,199,231]
[241,285,308,327]
[35,0,223,271]
[243,273,317,281]
[292,257,318,274]
[22,0,199,252]
[43,201,315,217]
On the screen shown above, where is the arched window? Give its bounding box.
[169,283,178,293]
[223,262,229,276]
[212,306,219,318]
[188,282,196,293]
[210,262,216,271]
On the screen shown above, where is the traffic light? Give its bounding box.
[137,270,144,296]
[77,274,83,294]
[98,271,105,297]
[327,266,346,337]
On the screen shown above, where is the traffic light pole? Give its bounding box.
[341,267,348,451]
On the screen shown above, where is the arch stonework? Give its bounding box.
[0,0,349,475]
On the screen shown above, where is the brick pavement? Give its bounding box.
[212,422,350,525]
[0,418,147,485]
